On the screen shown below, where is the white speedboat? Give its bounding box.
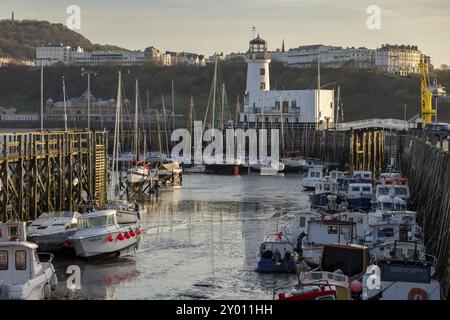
[106,200,140,224]
[0,222,57,300]
[260,162,285,176]
[27,211,80,252]
[66,209,141,259]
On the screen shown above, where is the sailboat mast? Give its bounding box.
[156,108,163,156]
[221,84,225,131]
[280,97,285,155]
[235,94,240,126]
[211,57,218,130]
[189,96,194,136]
[171,80,175,131]
[161,94,170,156]
[110,71,122,199]
[62,77,68,131]
[134,79,139,161]
[317,48,321,130]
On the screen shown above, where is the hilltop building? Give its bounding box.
[240,35,335,128]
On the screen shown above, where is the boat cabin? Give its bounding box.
[0,223,44,286]
[329,171,345,183]
[375,185,410,200]
[353,171,373,181]
[347,183,373,198]
[303,167,325,189]
[376,195,407,212]
[306,219,356,245]
[320,244,370,282]
[259,234,295,261]
[366,219,423,246]
[77,210,118,229]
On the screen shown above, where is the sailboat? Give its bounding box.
[183,96,206,174]
[204,58,240,175]
[127,79,158,186]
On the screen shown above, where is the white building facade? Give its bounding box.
[36,45,72,66]
[375,44,422,76]
[240,36,334,127]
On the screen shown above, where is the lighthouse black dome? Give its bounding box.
[250,35,266,45]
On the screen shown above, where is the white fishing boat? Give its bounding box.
[363,241,441,300]
[0,222,57,300]
[27,211,80,252]
[66,209,141,259]
[302,167,325,190]
[106,200,140,224]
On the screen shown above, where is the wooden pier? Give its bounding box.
[0,131,108,222]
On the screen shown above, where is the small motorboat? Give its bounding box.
[302,167,325,190]
[259,162,285,176]
[345,183,373,210]
[274,271,352,300]
[310,177,341,208]
[66,209,141,259]
[0,222,58,300]
[106,200,140,224]
[27,211,80,252]
[256,232,297,273]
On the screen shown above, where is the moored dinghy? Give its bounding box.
[256,232,297,273]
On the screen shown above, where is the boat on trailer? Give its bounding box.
[66,209,141,259]
[0,222,57,300]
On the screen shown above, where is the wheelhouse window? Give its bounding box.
[78,215,115,229]
[0,251,8,270]
[327,226,338,234]
[299,217,306,228]
[377,228,394,238]
[15,250,27,270]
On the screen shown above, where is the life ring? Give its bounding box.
[407,288,428,300]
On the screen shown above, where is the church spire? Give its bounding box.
[282,39,285,53]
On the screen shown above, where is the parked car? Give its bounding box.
[424,123,450,139]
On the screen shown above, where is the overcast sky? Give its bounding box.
[1,0,449,66]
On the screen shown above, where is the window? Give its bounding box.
[292,100,297,108]
[282,101,289,112]
[327,226,338,234]
[299,217,306,228]
[15,250,27,270]
[0,251,8,270]
[260,68,265,75]
[275,101,280,110]
[377,228,394,238]
[260,82,265,90]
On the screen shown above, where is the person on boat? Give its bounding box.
[134,202,141,221]
[275,231,283,241]
[295,232,306,255]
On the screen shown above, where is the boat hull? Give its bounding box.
[347,197,372,210]
[257,259,296,273]
[205,164,239,176]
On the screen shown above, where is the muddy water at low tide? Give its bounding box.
[51,174,311,300]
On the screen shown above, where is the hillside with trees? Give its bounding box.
[1,60,449,123]
[0,19,126,59]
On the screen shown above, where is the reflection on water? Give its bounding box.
[52,174,310,300]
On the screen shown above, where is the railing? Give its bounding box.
[337,118,415,131]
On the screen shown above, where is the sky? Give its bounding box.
[1,0,449,66]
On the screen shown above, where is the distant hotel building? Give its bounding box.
[45,90,129,122]
[36,44,206,67]
[268,42,430,76]
[240,35,335,128]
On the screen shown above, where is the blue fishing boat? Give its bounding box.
[310,177,341,208]
[256,233,297,273]
[346,183,373,210]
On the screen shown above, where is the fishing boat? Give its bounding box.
[310,177,340,208]
[298,217,358,266]
[66,209,141,259]
[0,222,58,300]
[256,232,297,273]
[302,167,325,190]
[274,271,352,300]
[362,241,441,300]
[345,183,373,210]
[27,211,80,252]
[106,200,140,224]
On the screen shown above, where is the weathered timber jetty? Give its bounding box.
[0,131,108,222]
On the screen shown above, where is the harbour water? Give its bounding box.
[51,174,310,300]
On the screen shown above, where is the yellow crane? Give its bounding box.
[419,58,436,125]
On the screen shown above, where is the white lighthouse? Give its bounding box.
[241,35,335,128]
[245,35,271,110]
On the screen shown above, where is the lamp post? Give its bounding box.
[36,58,52,131]
[81,68,97,130]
